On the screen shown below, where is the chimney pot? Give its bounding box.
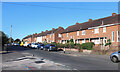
[89,19,92,22]
[76,22,79,25]
[41,31,44,33]
[112,13,117,16]
[52,28,55,30]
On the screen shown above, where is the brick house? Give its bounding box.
[60,13,120,50]
[41,27,64,43]
[22,35,32,44]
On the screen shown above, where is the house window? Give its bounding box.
[71,36,72,38]
[82,30,85,35]
[82,39,85,43]
[43,36,44,38]
[117,31,119,42]
[103,27,106,33]
[50,34,51,38]
[67,33,68,37]
[58,34,61,37]
[77,40,79,44]
[112,31,115,42]
[63,40,66,44]
[77,31,79,36]
[94,28,99,34]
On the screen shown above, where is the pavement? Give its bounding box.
[1,46,119,70]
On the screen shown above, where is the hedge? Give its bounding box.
[80,42,95,50]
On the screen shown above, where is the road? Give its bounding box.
[5,46,118,70]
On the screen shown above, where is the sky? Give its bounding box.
[2,2,118,40]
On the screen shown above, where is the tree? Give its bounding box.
[0,31,9,46]
[14,38,21,44]
[105,39,111,47]
[8,37,14,43]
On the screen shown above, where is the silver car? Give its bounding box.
[110,51,120,63]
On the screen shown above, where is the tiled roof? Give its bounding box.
[23,35,32,39]
[36,27,64,37]
[61,14,120,34]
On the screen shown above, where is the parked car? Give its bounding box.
[27,43,31,48]
[24,42,28,47]
[37,44,45,50]
[44,44,57,51]
[110,51,120,63]
[14,43,20,46]
[20,42,24,46]
[31,43,40,48]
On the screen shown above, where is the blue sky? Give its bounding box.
[2,2,118,40]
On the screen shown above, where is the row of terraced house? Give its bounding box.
[22,13,120,50]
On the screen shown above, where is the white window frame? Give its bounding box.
[77,31,79,36]
[82,39,85,43]
[112,31,115,42]
[50,34,51,38]
[82,30,85,35]
[58,34,61,37]
[67,33,68,37]
[77,40,79,44]
[117,31,120,42]
[94,28,99,34]
[103,27,106,33]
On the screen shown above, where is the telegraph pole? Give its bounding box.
[10,25,12,45]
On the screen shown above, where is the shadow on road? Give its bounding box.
[7,45,32,52]
[1,52,13,54]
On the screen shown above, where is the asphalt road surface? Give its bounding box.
[6,46,119,70]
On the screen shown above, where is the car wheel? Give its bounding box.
[111,56,118,63]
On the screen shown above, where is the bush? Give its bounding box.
[69,42,75,48]
[105,39,111,46]
[65,43,69,48]
[80,42,95,50]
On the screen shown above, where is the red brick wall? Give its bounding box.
[61,24,119,47]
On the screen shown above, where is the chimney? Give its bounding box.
[89,19,92,22]
[112,13,117,16]
[52,28,55,30]
[102,20,104,25]
[58,26,62,28]
[41,31,44,33]
[76,22,79,25]
[35,33,37,35]
[46,30,48,32]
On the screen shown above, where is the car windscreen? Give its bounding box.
[35,43,38,45]
[40,44,44,46]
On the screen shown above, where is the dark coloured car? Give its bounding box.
[44,44,57,51]
[27,43,31,48]
[37,44,45,50]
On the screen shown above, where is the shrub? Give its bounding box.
[67,40,69,43]
[70,39,74,43]
[81,42,95,50]
[105,39,111,46]
[69,42,75,48]
[65,43,69,48]
[51,42,57,45]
